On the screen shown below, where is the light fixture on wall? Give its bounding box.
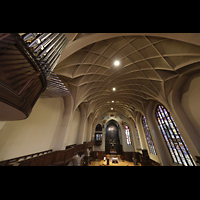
[111,100,114,103]
[112,87,116,91]
[111,108,113,110]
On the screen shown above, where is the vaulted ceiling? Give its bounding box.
[54,33,200,119]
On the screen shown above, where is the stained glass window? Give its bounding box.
[142,116,157,155]
[156,104,196,166]
[95,134,102,141]
[125,125,132,145]
[135,123,141,149]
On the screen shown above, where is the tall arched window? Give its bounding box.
[142,115,157,155]
[156,104,196,166]
[95,124,102,132]
[125,125,132,145]
[134,123,141,149]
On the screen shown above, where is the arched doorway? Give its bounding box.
[105,120,122,155]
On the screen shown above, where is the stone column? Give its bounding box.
[135,112,147,150]
[76,103,88,144]
[53,95,74,150]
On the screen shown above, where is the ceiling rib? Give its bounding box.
[55,34,200,118]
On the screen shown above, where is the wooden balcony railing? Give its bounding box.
[0,149,53,166]
[0,33,69,120]
[0,33,47,120]
[0,141,94,166]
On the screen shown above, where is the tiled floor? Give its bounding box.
[89,154,140,166]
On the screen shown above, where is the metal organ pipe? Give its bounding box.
[16,33,70,98]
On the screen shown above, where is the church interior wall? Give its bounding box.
[0,97,64,161]
[167,73,200,160]
[181,73,200,137]
[66,106,81,146]
[1,33,200,166]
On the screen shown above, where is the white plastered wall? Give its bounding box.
[167,74,200,161]
[181,73,200,137]
[66,106,81,145]
[0,97,64,161]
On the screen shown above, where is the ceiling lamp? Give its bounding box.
[112,87,116,91]
[111,108,113,110]
[114,60,120,66]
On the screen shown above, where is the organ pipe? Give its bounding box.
[16,33,70,98]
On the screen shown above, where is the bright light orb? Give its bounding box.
[114,60,120,66]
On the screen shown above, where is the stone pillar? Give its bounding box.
[53,95,74,150]
[135,112,147,150]
[128,117,137,152]
[87,113,94,141]
[76,103,88,144]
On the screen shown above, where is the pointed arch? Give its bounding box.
[155,104,196,166]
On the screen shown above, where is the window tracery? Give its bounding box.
[142,116,157,155]
[156,104,196,166]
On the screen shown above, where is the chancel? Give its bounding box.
[0,33,200,166]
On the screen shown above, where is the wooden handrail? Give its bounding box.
[0,141,95,166]
[0,149,53,166]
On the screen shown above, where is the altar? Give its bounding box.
[111,156,119,163]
